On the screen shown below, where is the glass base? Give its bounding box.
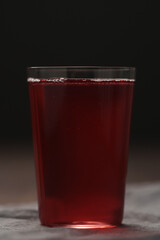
[44,221,118,229]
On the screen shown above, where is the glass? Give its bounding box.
[28,66,135,229]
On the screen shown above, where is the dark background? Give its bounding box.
[1,1,160,144]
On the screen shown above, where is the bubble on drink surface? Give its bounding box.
[27,78,135,82]
[27,78,40,82]
[27,78,65,82]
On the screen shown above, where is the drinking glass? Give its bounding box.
[28,66,135,229]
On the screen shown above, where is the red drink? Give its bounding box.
[28,78,134,228]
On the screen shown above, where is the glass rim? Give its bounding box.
[27,66,135,71]
[27,66,136,82]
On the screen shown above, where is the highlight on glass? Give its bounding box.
[28,66,135,229]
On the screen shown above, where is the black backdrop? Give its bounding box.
[1,1,160,143]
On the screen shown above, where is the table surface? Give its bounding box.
[0,141,160,239]
[1,183,160,240]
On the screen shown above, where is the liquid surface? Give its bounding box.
[28,79,134,228]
